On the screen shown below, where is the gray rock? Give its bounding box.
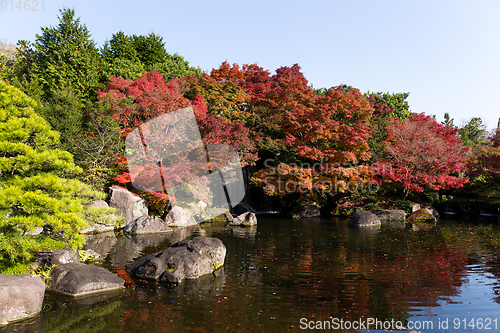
[123,216,173,234]
[223,211,233,222]
[80,223,115,234]
[164,206,197,227]
[125,237,226,283]
[0,274,45,326]
[86,200,109,209]
[348,209,381,227]
[47,263,124,297]
[108,186,148,224]
[229,212,257,226]
[24,227,43,236]
[32,249,78,271]
[291,206,321,219]
[410,203,421,213]
[370,209,406,222]
[424,206,440,218]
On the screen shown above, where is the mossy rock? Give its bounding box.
[408,208,437,224]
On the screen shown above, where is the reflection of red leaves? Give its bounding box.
[115,268,136,287]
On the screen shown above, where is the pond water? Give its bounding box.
[4,217,500,333]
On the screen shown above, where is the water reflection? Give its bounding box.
[5,218,500,332]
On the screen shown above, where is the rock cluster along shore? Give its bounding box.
[0,186,248,327]
[0,235,227,327]
[348,205,439,228]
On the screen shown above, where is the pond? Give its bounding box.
[3,216,500,333]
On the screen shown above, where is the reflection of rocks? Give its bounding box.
[134,267,226,302]
[45,288,122,309]
[382,220,406,229]
[47,263,124,297]
[411,222,436,231]
[83,232,117,259]
[0,274,45,326]
[126,237,226,283]
[108,233,173,267]
[230,226,257,239]
[0,316,45,332]
[350,223,381,239]
[123,216,173,234]
[167,226,196,244]
[348,209,381,227]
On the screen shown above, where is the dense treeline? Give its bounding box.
[1,8,499,270]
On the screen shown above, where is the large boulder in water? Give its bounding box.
[348,209,381,227]
[47,263,124,297]
[123,216,173,234]
[0,274,45,326]
[125,237,226,283]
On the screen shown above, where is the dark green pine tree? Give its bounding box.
[18,8,103,104]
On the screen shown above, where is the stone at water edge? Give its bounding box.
[291,206,321,219]
[348,209,381,227]
[408,208,437,224]
[108,186,148,224]
[0,274,45,326]
[229,212,257,226]
[164,206,197,227]
[32,249,78,271]
[123,216,173,234]
[47,262,124,297]
[424,206,440,218]
[370,209,406,222]
[223,211,234,222]
[125,236,226,283]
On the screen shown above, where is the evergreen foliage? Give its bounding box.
[0,80,103,268]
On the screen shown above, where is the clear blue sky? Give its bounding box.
[1,0,499,129]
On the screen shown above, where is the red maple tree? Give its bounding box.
[379,113,470,198]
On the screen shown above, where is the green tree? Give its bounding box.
[459,117,487,148]
[131,32,167,68]
[365,91,411,120]
[16,8,103,104]
[38,87,84,152]
[0,80,103,269]
[101,31,139,62]
[442,112,457,129]
[102,31,201,81]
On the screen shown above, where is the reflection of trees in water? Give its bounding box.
[472,223,500,306]
[8,220,496,332]
[241,219,469,323]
